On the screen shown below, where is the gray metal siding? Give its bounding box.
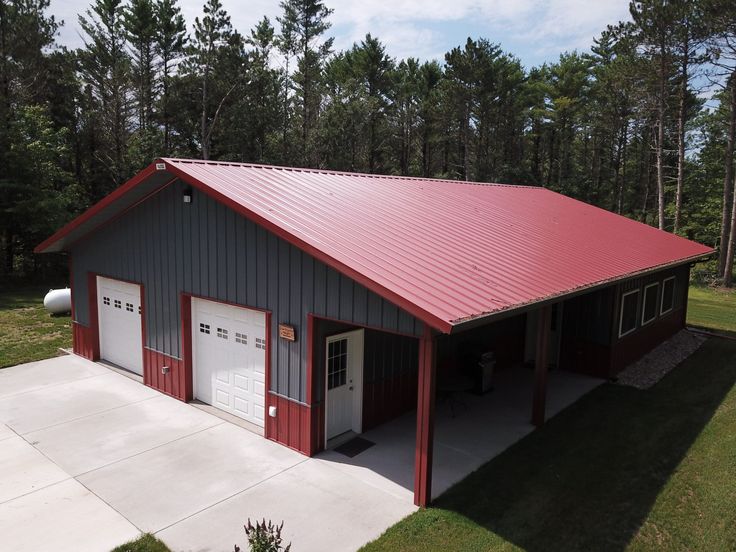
[70,179,424,403]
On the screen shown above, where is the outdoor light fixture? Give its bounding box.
[183,189,192,204]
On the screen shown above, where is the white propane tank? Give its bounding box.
[43,288,71,315]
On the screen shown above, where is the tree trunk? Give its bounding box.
[614,121,627,213]
[725,173,736,287]
[656,107,666,230]
[163,57,170,154]
[656,36,667,231]
[532,119,541,182]
[4,229,13,276]
[422,126,430,177]
[718,74,736,277]
[675,34,689,234]
[201,65,209,160]
[282,56,290,163]
[619,122,629,214]
[302,36,309,166]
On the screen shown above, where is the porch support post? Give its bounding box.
[532,305,552,427]
[414,326,437,507]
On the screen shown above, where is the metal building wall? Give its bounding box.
[70,179,423,403]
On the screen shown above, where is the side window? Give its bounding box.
[661,277,676,315]
[641,283,659,326]
[619,289,639,337]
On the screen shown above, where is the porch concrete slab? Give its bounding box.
[0,434,69,503]
[317,367,603,500]
[24,394,224,475]
[79,422,305,532]
[0,422,14,441]
[318,421,485,504]
[0,478,139,552]
[0,371,160,435]
[157,458,418,552]
[432,369,601,462]
[0,355,108,399]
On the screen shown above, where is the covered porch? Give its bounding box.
[313,303,603,506]
[316,361,602,503]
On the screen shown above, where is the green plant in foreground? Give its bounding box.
[234,518,291,552]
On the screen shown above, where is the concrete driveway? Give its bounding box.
[0,355,416,552]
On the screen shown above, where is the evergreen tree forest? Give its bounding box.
[2,0,736,285]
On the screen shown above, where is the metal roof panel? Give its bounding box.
[37,158,714,332]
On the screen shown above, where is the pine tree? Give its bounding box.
[224,17,282,162]
[154,0,186,155]
[350,34,394,173]
[124,0,156,134]
[0,0,62,276]
[629,0,678,230]
[78,0,133,188]
[277,0,333,166]
[186,0,243,160]
[394,58,421,176]
[706,0,736,283]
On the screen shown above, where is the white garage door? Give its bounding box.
[192,298,266,427]
[97,276,143,375]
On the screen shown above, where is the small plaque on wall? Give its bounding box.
[278,324,296,342]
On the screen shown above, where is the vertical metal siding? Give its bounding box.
[70,180,424,403]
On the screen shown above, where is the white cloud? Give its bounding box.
[51,0,631,66]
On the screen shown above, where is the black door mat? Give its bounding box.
[334,437,375,458]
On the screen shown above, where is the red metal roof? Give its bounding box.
[37,158,713,333]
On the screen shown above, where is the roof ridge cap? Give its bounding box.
[159,158,541,189]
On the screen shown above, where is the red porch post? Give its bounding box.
[414,326,437,507]
[532,305,552,427]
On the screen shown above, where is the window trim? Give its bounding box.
[641,282,659,326]
[618,289,640,338]
[660,276,676,315]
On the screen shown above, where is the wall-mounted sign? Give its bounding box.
[278,324,296,342]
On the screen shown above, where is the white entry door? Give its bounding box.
[192,298,266,427]
[325,329,364,440]
[97,276,143,375]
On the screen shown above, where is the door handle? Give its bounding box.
[349,386,354,391]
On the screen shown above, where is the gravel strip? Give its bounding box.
[615,329,707,389]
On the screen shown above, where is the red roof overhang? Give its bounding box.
[36,159,715,334]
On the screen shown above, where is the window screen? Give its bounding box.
[661,277,675,314]
[641,284,658,325]
[619,290,639,337]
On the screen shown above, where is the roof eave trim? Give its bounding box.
[447,250,713,333]
[34,163,161,254]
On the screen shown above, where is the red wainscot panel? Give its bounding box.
[610,308,685,375]
[143,348,187,401]
[265,392,319,456]
[72,322,99,360]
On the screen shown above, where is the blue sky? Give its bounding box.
[52,0,633,69]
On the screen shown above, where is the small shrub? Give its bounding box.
[234,518,291,552]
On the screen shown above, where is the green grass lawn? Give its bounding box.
[1,281,733,551]
[0,286,72,368]
[687,285,736,333]
[362,337,736,552]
